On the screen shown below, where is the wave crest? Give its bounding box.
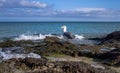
[13,33,85,41]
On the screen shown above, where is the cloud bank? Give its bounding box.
[0,0,48,8]
[0,0,120,20]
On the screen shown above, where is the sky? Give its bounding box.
[0,0,120,21]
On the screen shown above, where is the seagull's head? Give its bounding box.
[61,25,67,32]
[61,25,67,29]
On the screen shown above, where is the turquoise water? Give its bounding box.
[0,22,120,38]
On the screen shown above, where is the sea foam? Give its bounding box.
[75,34,85,39]
[0,47,41,62]
[14,34,52,41]
[13,33,85,41]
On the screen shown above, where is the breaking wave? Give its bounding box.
[13,33,85,41]
[75,34,85,39]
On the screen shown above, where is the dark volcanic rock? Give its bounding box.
[44,36,60,43]
[2,47,24,54]
[98,48,120,66]
[0,58,117,73]
[33,37,79,56]
[0,40,34,48]
[14,58,117,73]
[16,58,47,69]
[100,31,120,44]
[88,31,120,45]
[105,31,120,40]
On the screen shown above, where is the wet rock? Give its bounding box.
[90,63,105,70]
[32,37,79,56]
[105,31,120,40]
[0,40,16,48]
[98,31,120,45]
[0,48,2,52]
[44,36,60,43]
[88,31,120,45]
[2,47,24,54]
[78,49,94,57]
[46,63,54,68]
[100,48,111,52]
[0,40,34,48]
[0,58,25,73]
[15,58,117,73]
[17,58,46,69]
[0,48,41,61]
[98,48,120,66]
[0,57,117,73]
[0,35,120,73]
[27,53,41,58]
[77,44,103,58]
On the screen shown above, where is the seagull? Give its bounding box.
[61,25,75,39]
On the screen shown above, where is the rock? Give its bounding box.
[27,53,41,58]
[2,47,24,54]
[78,49,94,57]
[98,48,120,66]
[0,58,26,73]
[0,49,41,61]
[90,63,105,70]
[17,58,46,69]
[44,36,60,43]
[100,48,111,52]
[105,31,120,40]
[46,63,54,68]
[0,48,2,52]
[0,58,117,73]
[88,31,120,45]
[33,37,79,56]
[0,40,34,48]
[15,58,117,73]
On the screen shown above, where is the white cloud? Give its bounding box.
[53,8,120,18]
[20,0,47,8]
[75,8,106,13]
[0,0,48,8]
[0,0,120,19]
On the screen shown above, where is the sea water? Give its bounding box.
[0,22,120,40]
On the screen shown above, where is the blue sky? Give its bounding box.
[0,0,120,21]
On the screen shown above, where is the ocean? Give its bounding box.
[0,22,120,41]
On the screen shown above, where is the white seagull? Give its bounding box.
[61,25,75,39]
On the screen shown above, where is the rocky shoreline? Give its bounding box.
[0,31,120,73]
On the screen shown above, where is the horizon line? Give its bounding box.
[0,21,120,23]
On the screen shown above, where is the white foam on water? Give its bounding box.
[13,33,85,41]
[12,33,96,45]
[0,52,41,60]
[75,34,85,39]
[14,34,54,41]
[0,48,41,61]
